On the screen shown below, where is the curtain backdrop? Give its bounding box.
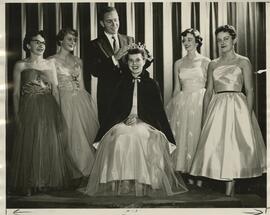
[5,2,267,152]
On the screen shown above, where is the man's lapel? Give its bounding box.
[118,33,128,48]
[98,34,114,57]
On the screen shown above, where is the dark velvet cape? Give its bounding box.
[95,70,176,145]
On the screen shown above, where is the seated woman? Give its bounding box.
[82,45,188,196]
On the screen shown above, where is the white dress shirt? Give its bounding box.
[104,31,120,66]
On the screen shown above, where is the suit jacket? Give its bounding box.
[86,32,134,123]
[95,70,176,145]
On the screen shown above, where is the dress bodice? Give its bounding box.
[213,65,243,92]
[20,69,51,95]
[55,60,82,91]
[179,67,206,92]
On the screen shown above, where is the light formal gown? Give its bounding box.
[166,61,208,173]
[190,65,266,180]
[55,59,99,179]
[82,78,188,196]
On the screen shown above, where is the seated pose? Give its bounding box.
[190,25,266,196]
[82,45,188,196]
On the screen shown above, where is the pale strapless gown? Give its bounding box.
[190,65,266,180]
[56,61,99,178]
[166,66,206,173]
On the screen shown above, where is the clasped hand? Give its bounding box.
[125,114,137,126]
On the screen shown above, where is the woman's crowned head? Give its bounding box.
[126,43,147,77]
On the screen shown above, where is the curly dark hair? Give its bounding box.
[23,29,46,54]
[181,28,203,48]
[56,28,78,46]
[124,47,147,64]
[215,25,237,40]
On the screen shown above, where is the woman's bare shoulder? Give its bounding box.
[14,59,27,72]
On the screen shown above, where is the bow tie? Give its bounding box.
[132,77,141,83]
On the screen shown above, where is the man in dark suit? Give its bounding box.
[87,6,134,124]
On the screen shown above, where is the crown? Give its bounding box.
[129,42,146,50]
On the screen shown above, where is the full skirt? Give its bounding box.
[10,94,69,191]
[190,92,266,180]
[166,89,205,172]
[81,121,188,196]
[59,89,99,178]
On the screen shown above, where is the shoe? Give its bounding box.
[121,181,130,194]
[196,180,203,187]
[188,179,194,185]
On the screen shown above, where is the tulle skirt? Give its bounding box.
[59,89,99,178]
[81,121,188,196]
[166,89,205,173]
[190,92,266,180]
[10,93,69,191]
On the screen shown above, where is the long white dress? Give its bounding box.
[190,65,266,180]
[166,60,208,173]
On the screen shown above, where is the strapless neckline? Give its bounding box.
[181,66,202,70]
[214,64,241,71]
[213,64,243,92]
[179,66,206,92]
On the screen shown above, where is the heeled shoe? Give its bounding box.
[196,180,203,188]
[120,181,130,194]
[188,179,194,185]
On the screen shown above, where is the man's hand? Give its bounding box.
[114,45,130,60]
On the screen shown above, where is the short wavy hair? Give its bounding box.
[215,25,237,40]
[181,28,203,48]
[56,28,78,46]
[124,46,147,64]
[98,6,117,21]
[23,29,46,54]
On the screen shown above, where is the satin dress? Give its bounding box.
[166,65,207,173]
[10,69,69,191]
[56,60,99,179]
[82,79,188,196]
[190,65,266,180]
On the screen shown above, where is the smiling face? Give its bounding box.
[182,33,197,52]
[61,33,77,52]
[128,53,145,77]
[100,10,119,35]
[217,31,236,54]
[28,34,46,56]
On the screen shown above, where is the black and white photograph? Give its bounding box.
[2,1,269,214]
